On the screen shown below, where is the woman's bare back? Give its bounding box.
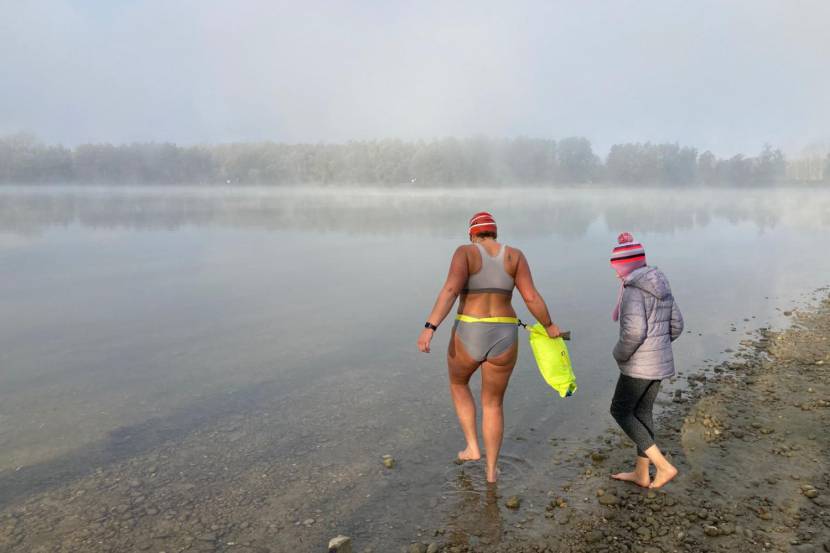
[457,240,520,318]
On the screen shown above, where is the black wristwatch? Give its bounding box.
[424,322,438,331]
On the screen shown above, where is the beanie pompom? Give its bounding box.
[618,232,634,244]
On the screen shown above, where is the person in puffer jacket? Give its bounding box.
[608,232,684,489]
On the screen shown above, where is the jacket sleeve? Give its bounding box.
[612,287,648,363]
[670,297,684,341]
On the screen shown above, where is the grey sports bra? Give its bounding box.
[463,243,515,296]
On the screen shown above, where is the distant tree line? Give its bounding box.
[0,132,817,186]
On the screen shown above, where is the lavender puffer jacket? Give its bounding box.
[612,266,684,380]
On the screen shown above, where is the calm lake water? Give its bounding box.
[1,185,829,551]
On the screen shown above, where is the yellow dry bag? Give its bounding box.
[527,323,577,398]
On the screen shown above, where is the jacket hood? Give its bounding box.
[625,266,672,300]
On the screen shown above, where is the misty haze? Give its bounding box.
[1,2,829,553]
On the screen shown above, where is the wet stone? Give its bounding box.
[720,522,736,535]
[328,535,352,553]
[555,509,572,525]
[586,530,603,544]
[505,496,521,510]
[756,509,772,520]
[591,452,607,463]
[598,494,619,506]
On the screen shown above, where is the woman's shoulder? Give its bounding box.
[502,245,523,276]
[504,244,524,258]
[452,244,478,264]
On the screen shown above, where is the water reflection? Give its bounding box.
[1,185,830,552]
[0,186,829,237]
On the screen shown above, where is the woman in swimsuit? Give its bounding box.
[417,212,561,483]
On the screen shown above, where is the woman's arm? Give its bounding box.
[514,250,561,338]
[417,246,469,353]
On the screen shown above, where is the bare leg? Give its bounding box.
[643,445,678,488]
[611,456,651,487]
[448,328,482,461]
[449,382,481,460]
[480,344,518,483]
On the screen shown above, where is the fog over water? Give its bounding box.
[2,1,829,155]
[0,185,829,550]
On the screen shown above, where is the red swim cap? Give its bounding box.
[468,212,497,237]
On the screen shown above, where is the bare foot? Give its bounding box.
[649,465,678,489]
[611,471,651,488]
[455,447,481,464]
[486,467,500,483]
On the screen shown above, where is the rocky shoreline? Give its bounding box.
[404,291,830,553]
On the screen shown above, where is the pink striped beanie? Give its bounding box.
[610,232,646,276]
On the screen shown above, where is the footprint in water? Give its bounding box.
[443,453,532,493]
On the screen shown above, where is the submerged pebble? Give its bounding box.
[505,496,521,509]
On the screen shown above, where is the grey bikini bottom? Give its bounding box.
[453,320,518,362]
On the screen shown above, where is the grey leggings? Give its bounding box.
[610,374,662,458]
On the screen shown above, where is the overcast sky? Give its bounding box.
[1,1,828,156]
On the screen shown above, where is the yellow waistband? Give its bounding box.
[455,314,519,324]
